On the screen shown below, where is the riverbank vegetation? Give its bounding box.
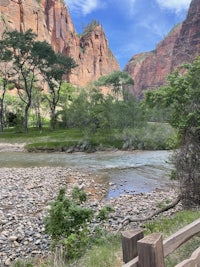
[11,209,200,267]
[0,73,176,152]
[0,29,176,152]
[0,122,176,152]
[144,56,200,206]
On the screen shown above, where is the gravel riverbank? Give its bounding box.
[0,165,181,266]
[0,144,181,265]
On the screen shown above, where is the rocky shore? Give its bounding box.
[0,165,181,266]
[0,143,25,153]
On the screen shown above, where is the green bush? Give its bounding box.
[44,187,114,260]
[12,260,34,267]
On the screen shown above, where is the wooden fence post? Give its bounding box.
[122,230,144,263]
[137,233,165,267]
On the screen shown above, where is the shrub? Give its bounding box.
[44,187,114,260]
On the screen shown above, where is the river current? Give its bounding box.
[0,150,176,198]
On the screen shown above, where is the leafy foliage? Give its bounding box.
[0,29,77,132]
[96,71,134,100]
[62,87,145,136]
[44,187,114,260]
[144,57,200,131]
[144,56,200,206]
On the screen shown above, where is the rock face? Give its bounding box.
[125,0,200,97]
[0,0,119,87]
[172,0,200,68]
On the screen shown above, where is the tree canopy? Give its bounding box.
[0,29,77,132]
[144,58,200,131]
[144,56,200,206]
[96,71,134,100]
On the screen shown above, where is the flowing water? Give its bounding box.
[0,150,175,198]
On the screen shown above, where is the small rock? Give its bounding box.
[9,236,18,242]
[5,258,11,266]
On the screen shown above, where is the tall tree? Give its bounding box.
[0,76,8,132]
[38,49,77,130]
[1,29,40,132]
[0,29,76,132]
[144,57,200,206]
[96,71,134,100]
[57,82,77,128]
[0,39,14,132]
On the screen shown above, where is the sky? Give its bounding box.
[65,0,192,69]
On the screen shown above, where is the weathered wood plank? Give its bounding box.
[122,256,138,267]
[175,246,200,267]
[137,233,165,267]
[122,230,143,263]
[163,218,200,257]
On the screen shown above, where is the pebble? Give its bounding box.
[0,166,181,266]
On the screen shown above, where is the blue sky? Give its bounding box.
[65,0,192,69]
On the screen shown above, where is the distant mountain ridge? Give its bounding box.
[0,0,120,87]
[124,0,200,97]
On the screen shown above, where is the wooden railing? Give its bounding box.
[121,218,200,267]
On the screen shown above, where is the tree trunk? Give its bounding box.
[50,106,56,131]
[176,128,200,207]
[24,101,31,133]
[0,100,4,132]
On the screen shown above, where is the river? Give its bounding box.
[0,150,175,198]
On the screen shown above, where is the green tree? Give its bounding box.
[57,82,77,128]
[0,29,76,132]
[96,71,134,100]
[4,94,24,129]
[144,57,200,206]
[0,39,14,132]
[0,29,44,132]
[0,78,8,132]
[66,89,90,131]
[30,87,46,130]
[37,47,77,130]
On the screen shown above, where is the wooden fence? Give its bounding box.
[121,218,200,267]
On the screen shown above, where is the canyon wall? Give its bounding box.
[125,0,200,97]
[0,0,119,87]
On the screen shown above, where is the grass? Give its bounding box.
[11,210,200,267]
[0,123,177,152]
[0,128,82,144]
[75,235,122,267]
[11,235,122,267]
[144,210,200,266]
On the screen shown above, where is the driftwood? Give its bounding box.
[117,195,182,232]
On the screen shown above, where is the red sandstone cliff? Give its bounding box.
[125,0,200,97]
[0,0,119,87]
[172,0,200,68]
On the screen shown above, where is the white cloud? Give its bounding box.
[121,0,137,16]
[65,0,106,15]
[156,0,191,13]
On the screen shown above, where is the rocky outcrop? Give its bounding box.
[172,0,200,68]
[125,0,200,97]
[69,24,120,87]
[0,0,119,87]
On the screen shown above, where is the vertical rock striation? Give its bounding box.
[0,0,119,87]
[125,0,200,97]
[172,0,200,68]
